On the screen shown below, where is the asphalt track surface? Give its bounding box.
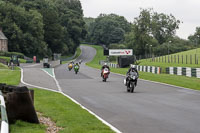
[55,45,200,133]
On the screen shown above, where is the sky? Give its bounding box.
[79,0,200,39]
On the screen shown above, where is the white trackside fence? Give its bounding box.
[166,67,200,78]
[0,91,9,133]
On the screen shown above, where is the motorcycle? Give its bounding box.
[124,71,138,93]
[102,68,110,82]
[74,65,79,74]
[68,63,73,71]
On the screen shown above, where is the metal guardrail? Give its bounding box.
[0,91,9,133]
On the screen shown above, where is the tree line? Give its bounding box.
[84,8,200,57]
[0,0,86,58]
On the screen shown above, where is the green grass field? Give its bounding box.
[85,44,200,90]
[139,48,200,70]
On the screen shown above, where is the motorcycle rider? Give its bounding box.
[101,63,110,77]
[68,61,73,69]
[126,66,139,86]
[74,62,79,68]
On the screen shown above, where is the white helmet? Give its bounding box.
[104,63,107,65]
[131,65,136,68]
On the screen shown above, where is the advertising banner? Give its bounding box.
[109,49,133,56]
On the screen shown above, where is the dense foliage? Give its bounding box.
[125,8,181,56]
[0,0,86,58]
[188,27,200,46]
[85,14,131,46]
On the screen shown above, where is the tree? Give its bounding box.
[87,13,131,46]
[0,0,86,57]
[125,8,180,56]
[188,27,200,47]
[0,1,47,57]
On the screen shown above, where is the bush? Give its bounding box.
[0,52,24,59]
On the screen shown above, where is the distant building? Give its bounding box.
[0,28,8,52]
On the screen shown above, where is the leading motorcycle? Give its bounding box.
[124,71,138,93]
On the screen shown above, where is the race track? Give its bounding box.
[55,45,200,133]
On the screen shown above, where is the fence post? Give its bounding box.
[190,55,192,64]
[159,56,160,62]
[174,55,176,63]
[171,55,173,63]
[195,54,197,64]
[178,55,179,64]
[186,55,187,64]
[168,55,169,63]
[182,55,183,64]
[165,56,166,63]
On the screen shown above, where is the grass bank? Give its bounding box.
[138,48,200,71]
[85,44,200,91]
[0,63,8,69]
[61,47,82,64]
[0,69,20,85]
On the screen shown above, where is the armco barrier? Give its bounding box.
[0,90,9,133]
[131,65,161,74]
[166,67,200,78]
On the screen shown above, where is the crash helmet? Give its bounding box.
[104,63,107,66]
[131,65,136,71]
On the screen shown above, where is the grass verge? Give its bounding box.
[0,63,8,69]
[61,47,82,64]
[0,56,26,63]
[0,69,20,85]
[84,44,200,91]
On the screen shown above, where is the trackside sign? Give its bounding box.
[109,49,133,56]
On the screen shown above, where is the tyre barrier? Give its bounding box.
[166,67,200,78]
[0,83,39,129]
[0,90,8,133]
[130,65,161,74]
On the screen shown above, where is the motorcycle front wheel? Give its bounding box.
[130,81,135,93]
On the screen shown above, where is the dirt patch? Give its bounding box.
[37,112,63,133]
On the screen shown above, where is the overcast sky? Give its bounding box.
[80,0,200,39]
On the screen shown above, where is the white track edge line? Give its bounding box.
[21,67,122,133]
[20,68,59,93]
